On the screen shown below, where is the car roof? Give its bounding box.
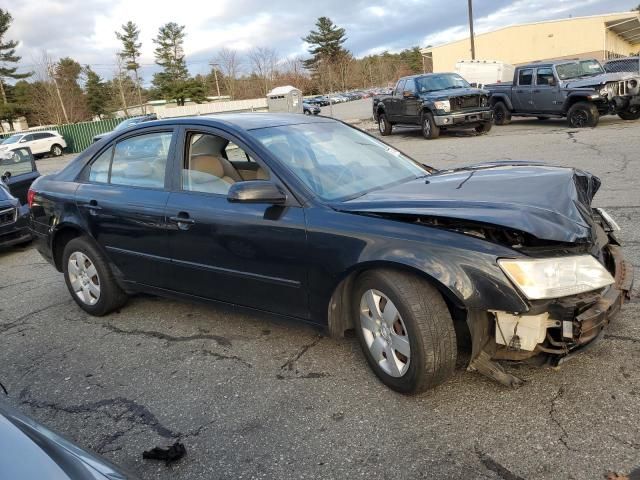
[137,113,335,131]
[518,59,599,69]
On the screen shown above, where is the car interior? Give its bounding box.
[182,133,269,195]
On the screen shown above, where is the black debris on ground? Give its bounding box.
[142,442,186,465]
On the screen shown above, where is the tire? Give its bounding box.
[567,101,599,128]
[378,113,392,136]
[50,144,63,157]
[353,269,457,394]
[421,112,440,139]
[618,107,640,121]
[475,121,492,134]
[304,110,311,115]
[62,237,128,316]
[492,101,511,125]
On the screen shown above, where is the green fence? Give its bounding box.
[0,117,129,154]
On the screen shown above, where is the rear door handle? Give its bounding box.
[80,200,103,215]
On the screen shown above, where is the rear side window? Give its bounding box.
[87,132,172,189]
[518,69,533,86]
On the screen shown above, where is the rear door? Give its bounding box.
[30,133,50,154]
[165,126,309,318]
[75,128,176,288]
[512,68,534,112]
[532,67,563,113]
[0,147,39,204]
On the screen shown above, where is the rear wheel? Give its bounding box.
[378,113,392,136]
[421,112,440,139]
[567,101,599,128]
[618,107,640,121]
[63,237,128,316]
[475,121,492,134]
[493,101,511,125]
[353,269,457,394]
[50,144,63,156]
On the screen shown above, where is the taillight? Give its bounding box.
[27,189,35,208]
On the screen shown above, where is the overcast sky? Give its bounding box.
[7,0,636,83]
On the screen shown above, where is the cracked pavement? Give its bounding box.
[1,116,639,479]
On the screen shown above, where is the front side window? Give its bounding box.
[0,148,35,177]
[108,132,172,188]
[536,68,555,86]
[88,147,112,183]
[250,121,427,201]
[518,69,533,86]
[394,80,406,97]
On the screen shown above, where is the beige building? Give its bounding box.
[421,12,640,73]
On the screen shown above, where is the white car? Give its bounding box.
[0,131,66,158]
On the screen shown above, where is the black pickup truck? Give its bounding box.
[486,59,640,128]
[373,73,493,139]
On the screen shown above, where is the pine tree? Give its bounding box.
[152,22,190,105]
[84,66,109,119]
[115,21,144,110]
[302,17,348,71]
[0,9,31,104]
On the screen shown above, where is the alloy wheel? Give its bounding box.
[423,117,431,136]
[53,146,62,156]
[570,110,588,128]
[68,252,101,305]
[379,117,386,134]
[359,289,411,377]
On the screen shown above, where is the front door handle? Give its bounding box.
[81,200,103,215]
[169,212,195,230]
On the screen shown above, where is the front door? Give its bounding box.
[0,147,40,204]
[402,78,420,124]
[165,128,309,319]
[512,68,534,112]
[532,67,564,113]
[75,129,176,288]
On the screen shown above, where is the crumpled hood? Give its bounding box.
[334,164,601,244]
[564,71,638,88]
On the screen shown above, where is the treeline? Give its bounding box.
[0,10,424,130]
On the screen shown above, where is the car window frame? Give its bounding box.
[0,146,37,177]
[518,68,534,86]
[535,67,555,86]
[80,126,177,191]
[172,125,298,205]
[394,79,406,97]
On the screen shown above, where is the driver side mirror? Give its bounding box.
[547,77,557,86]
[19,138,27,143]
[403,91,416,99]
[227,181,287,205]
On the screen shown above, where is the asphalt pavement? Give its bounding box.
[1,114,639,480]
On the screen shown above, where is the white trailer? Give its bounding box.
[455,60,515,88]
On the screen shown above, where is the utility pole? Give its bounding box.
[48,63,69,124]
[209,62,221,98]
[468,0,476,60]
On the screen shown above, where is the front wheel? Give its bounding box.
[618,107,640,121]
[50,144,63,156]
[63,237,128,316]
[378,113,392,136]
[492,102,511,125]
[421,112,440,139]
[475,121,492,134]
[353,270,457,394]
[567,101,599,128]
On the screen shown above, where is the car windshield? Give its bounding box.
[415,74,470,93]
[1,134,23,145]
[250,121,428,201]
[556,60,604,80]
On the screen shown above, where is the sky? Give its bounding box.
[6,0,637,83]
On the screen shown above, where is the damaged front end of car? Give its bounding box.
[337,163,634,387]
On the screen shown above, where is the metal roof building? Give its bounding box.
[421,12,640,73]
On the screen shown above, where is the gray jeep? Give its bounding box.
[486,59,640,127]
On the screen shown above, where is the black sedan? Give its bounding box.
[0,401,135,479]
[0,147,39,248]
[28,114,633,393]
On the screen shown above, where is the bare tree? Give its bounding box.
[214,47,241,99]
[248,47,278,95]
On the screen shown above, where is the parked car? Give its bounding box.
[307,96,330,106]
[373,73,493,139]
[303,102,321,115]
[29,114,633,393]
[486,59,640,126]
[0,401,136,479]
[0,148,39,248]
[0,130,66,158]
[604,56,639,74]
[92,113,158,143]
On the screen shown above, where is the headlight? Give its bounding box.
[480,96,488,107]
[629,79,638,89]
[433,100,450,113]
[498,255,614,300]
